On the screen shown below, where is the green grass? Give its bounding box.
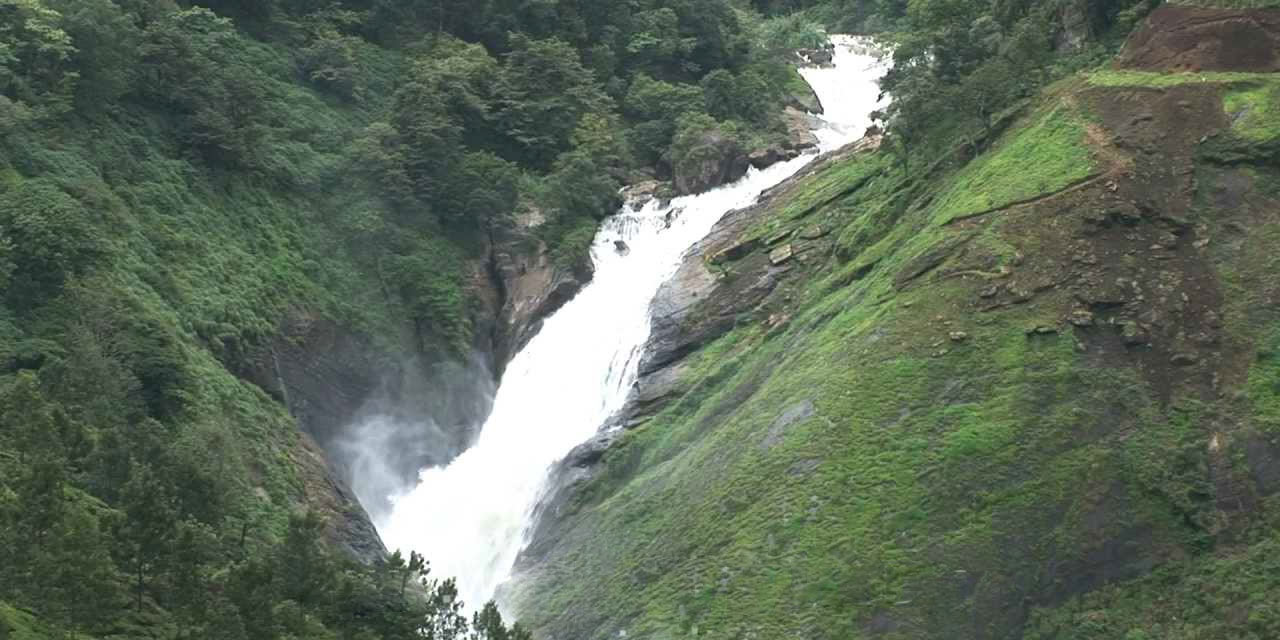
[1087,70,1279,88]
[745,151,894,245]
[511,134,1228,640]
[1247,329,1280,433]
[516,216,1186,638]
[930,105,1096,224]
[512,65,1280,636]
[1024,530,1280,639]
[1169,0,1280,7]
[1224,82,1280,141]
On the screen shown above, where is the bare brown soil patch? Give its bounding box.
[1117,5,1280,71]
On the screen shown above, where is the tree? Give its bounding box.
[0,0,78,117]
[385,549,424,599]
[437,151,520,228]
[46,0,141,106]
[495,34,611,168]
[297,26,363,99]
[136,7,270,167]
[470,602,532,640]
[0,179,101,307]
[700,68,736,119]
[115,459,177,611]
[571,111,633,176]
[389,71,464,206]
[955,58,1018,149]
[419,578,468,640]
[623,74,703,165]
[277,510,333,607]
[547,149,623,221]
[0,372,119,628]
[624,8,691,72]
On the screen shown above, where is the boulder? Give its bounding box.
[797,46,835,67]
[748,146,784,169]
[621,180,662,211]
[673,131,750,195]
[748,145,802,170]
[786,75,825,114]
[781,107,821,152]
[769,244,795,266]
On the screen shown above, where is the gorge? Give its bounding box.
[4,1,1280,639]
[371,36,890,612]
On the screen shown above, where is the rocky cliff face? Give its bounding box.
[242,210,593,562]
[487,208,596,369]
[250,54,829,562]
[509,7,1280,638]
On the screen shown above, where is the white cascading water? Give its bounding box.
[376,36,888,611]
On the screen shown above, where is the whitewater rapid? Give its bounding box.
[375,36,888,611]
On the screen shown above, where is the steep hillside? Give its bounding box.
[509,6,1280,639]
[0,1,828,637]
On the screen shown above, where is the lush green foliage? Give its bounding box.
[513,72,1280,637]
[1170,0,1280,7]
[1224,81,1280,142]
[0,0,815,637]
[855,0,1159,173]
[0,367,528,638]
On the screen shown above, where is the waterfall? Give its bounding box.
[374,37,888,612]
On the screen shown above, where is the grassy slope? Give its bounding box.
[1170,0,1280,7]
[513,68,1280,639]
[931,104,1097,224]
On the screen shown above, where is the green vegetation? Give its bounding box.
[0,602,66,640]
[1170,0,1280,7]
[4,0,1278,636]
[931,105,1097,224]
[515,137,1207,637]
[1224,81,1280,141]
[1088,69,1279,87]
[509,0,1280,630]
[0,0,824,636]
[516,87,1280,637]
[1025,531,1280,639]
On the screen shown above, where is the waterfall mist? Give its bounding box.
[331,354,498,523]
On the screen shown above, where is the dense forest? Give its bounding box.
[0,0,838,637]
[0,0,1203,637]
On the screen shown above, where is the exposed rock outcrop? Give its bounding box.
[242,206,593,563]
[1056,0,1090,52]
[1117,5,1280,72]
[795,44,835,67]
[243,310,496,558]
[786,79,825,114]
[748,145,803,169]
[488,207,595,369]
[634,137,878,423]
[783,106,821,152]
[673,130,751,195]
